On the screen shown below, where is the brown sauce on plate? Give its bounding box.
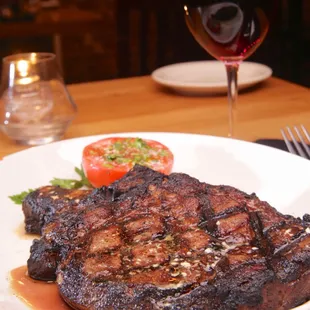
[14,222,39,241]
[10,266,72,310]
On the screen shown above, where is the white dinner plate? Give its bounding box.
[0,132,309,310]
[151,61,273,96]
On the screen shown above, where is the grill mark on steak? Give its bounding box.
[22,165,164,235]
[24,165,310,309]
[27,166,165,281]
[22,186,92,234]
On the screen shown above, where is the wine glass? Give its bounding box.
[183,1,269,137]
[0,53,77,145]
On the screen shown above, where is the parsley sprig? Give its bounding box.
[50,166,91,189]
[9,166,92,205]
[9,189,35,205]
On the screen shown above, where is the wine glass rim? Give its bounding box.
[3,53,56,64]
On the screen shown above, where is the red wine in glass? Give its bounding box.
[183,1,269,136]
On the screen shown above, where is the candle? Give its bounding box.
[0,52,77,145]
[4,58,53,124]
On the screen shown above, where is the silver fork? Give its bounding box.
[281,125,310,159]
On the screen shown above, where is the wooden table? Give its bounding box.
[0,76,310,158]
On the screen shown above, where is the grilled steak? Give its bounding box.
[25,166,310,309]
[22,165,163,235]
[22,186,91,234]
[27,165,164,280]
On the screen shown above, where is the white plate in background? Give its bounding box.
[152,61,273,96]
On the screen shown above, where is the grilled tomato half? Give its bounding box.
[82,137,174,187]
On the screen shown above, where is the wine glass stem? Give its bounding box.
[225,62,239,138]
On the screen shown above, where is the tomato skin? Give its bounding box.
[82,137,174,188]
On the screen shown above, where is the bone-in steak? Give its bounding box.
[26,165,310,309]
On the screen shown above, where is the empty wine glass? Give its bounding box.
[0,53,77,145]
[183,1,269,137]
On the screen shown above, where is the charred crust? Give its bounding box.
[24,166,310,309]
[303,214,310,223]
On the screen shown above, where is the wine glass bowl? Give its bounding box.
[184,3,269,61]
[183,1,269,136]
[0,53,77,146]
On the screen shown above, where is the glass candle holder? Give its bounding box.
[0,53,77,145]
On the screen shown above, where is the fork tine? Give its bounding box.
[286,126,308,158]
[301,125,310,144]
[294,126,310,158]
[281,129,297,155]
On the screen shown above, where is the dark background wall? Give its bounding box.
[0,0,309,87]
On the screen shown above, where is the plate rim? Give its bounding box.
[2,131,308,167]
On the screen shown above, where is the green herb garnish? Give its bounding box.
[50,178,84,189]
[74,166,91,187]
[106,154,117,161]
[133,138,149,149]
[159,149,169,157]
[9,166,92,205]
[50,166,91,189]
[116,157,131,164]
[114,141,123,151]
[103,138,153,166]
[9,189,34,205]
[102,162,114,168]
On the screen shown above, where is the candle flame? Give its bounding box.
[17,60,30,78]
